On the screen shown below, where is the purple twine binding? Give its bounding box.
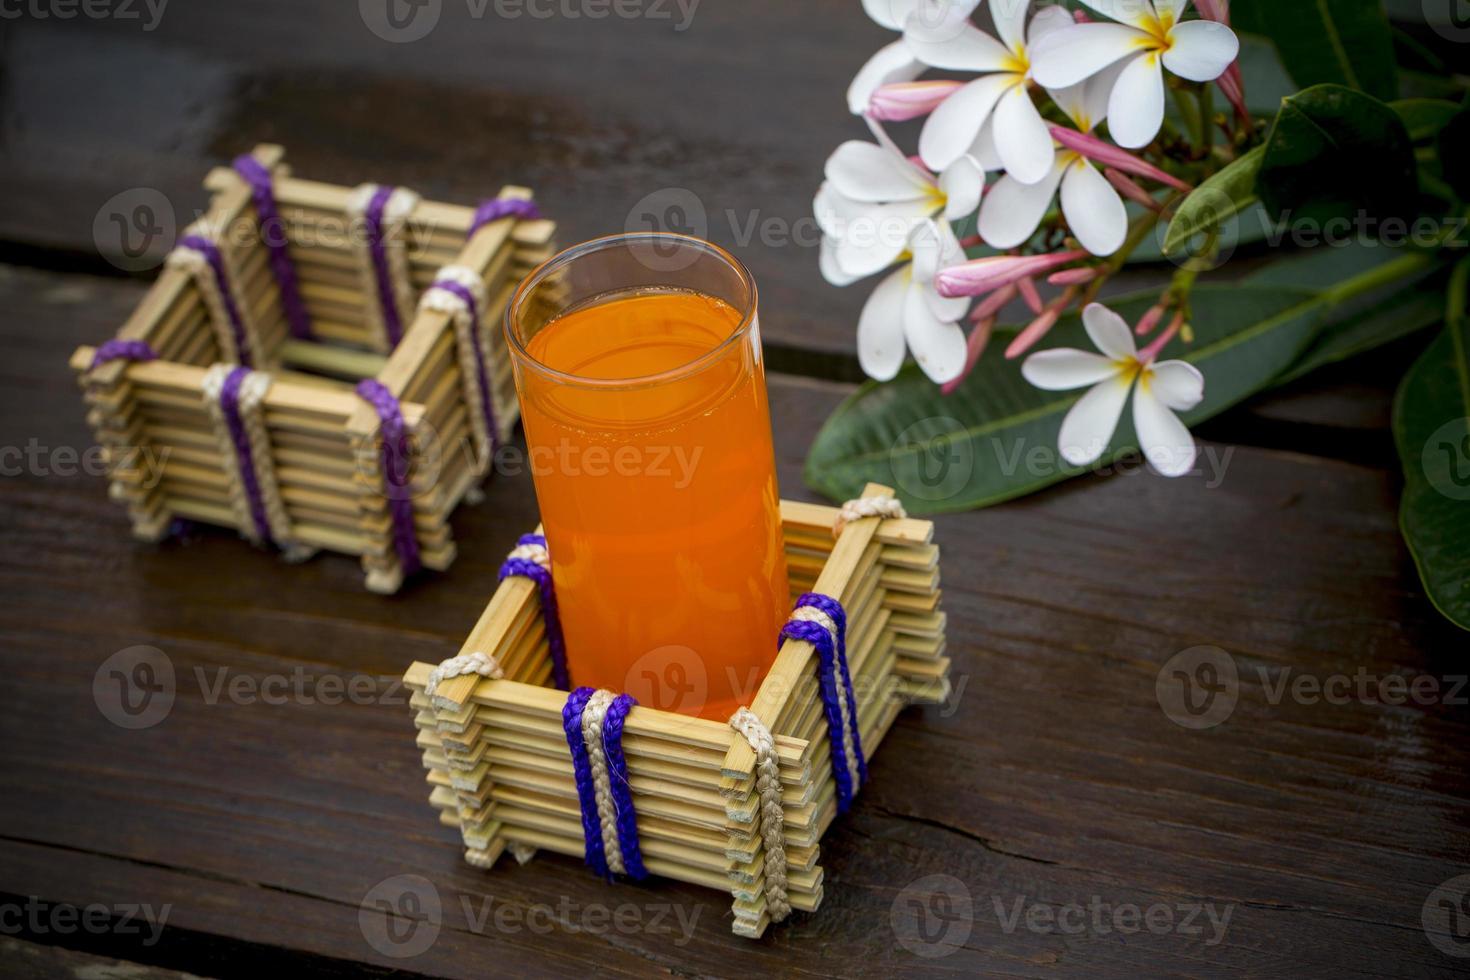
[468,198,540,238]
[354,379,422,576]
[780,593,865,813]
[219,367,273,544]
[432,278,498,454]
[233,155,312,341]
[498,533,571,690]
[602,693,648,880]
[561,687,611,879]
[363,186,406,347]
[796,592,867,785]
[90,339,157,369]
[179,234,253,368]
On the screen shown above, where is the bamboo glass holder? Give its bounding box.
[69,144,557,592]
[403,484,951,938]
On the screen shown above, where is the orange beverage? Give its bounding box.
[506,234,789,720]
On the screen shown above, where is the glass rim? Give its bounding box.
[504,232,759,391]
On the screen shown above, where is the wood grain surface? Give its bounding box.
[1,4,1467,977]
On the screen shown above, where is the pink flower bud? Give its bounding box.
[868,81,964,122]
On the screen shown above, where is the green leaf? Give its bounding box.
[803,286,1322,514]
[1162,146,1263,257]
[1391,98,1462,142]
[1233,0,1398,100]
[1276,288,1443,384]
[1393,259,1470,630]
[1257,84,1417,229]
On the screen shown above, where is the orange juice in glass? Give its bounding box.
[505,233,789,720]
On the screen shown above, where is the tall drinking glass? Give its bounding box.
[505,233,789,720]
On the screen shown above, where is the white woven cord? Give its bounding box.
[581,689,626,875]
[421,265,495,471]
[425,650,504,699]
[833,494,907,537]
[728,707,792,924]
[508,539,550,569]
[346,183,422,351]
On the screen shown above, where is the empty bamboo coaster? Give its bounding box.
[70,144,558,592]
[403,484,951,938]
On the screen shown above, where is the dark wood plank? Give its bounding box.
[2,265,1467,977]
[0,937,207,980]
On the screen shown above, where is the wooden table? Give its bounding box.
[2,5,1467,977]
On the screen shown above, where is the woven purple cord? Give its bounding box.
[432,278,498,455]
[561,687,612,879]
[602,693,648,880]
[219,367,273,544]
[498,533,571,691]
[468,198,540,238]
[178,234,253,368]
[233,155,312,341]
[354,379,422,576]
[363,186,406,347]
[781,593,864,814]
[796,592,867,785]
[90,339,157,369]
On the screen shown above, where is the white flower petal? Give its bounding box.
[1029,23,1143,89]
[1161,20,1240,82]
[1133,378,1198,476]
[1106,51,1165,148]
[1151,0,1188,26]
[826,140,932,202]
[814,182,864,238]
[1148,358,1205,411]
[858,265,911,381]
[835,201,931,277]
[1022,348,1122,390]
[989,0,1029,53]
[847,41,927,116]
[862,0,916,32]
[993,86,1056,185]
[1025,4,1076,48]
[912,220,970,321]
[903,279,968,383]
[1059,159,1128,256]
[939,156,985,220]
[1058,374,1132,466]
[919,72,1014,171]
[976,162,1065,249]
[906,13,1015,71]
[1074,0,1155,29]
[820,236,864,286]
[967,120,1005,170]
[1082,303,1138,360]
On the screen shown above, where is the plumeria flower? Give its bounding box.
[848,0,982,114]
[1030,0,1240,149]
[856,218,970,383]
[910,3,1074,183]
[815,121,984,282]
[1021,303,1204,476]
[977,66,1130,255]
